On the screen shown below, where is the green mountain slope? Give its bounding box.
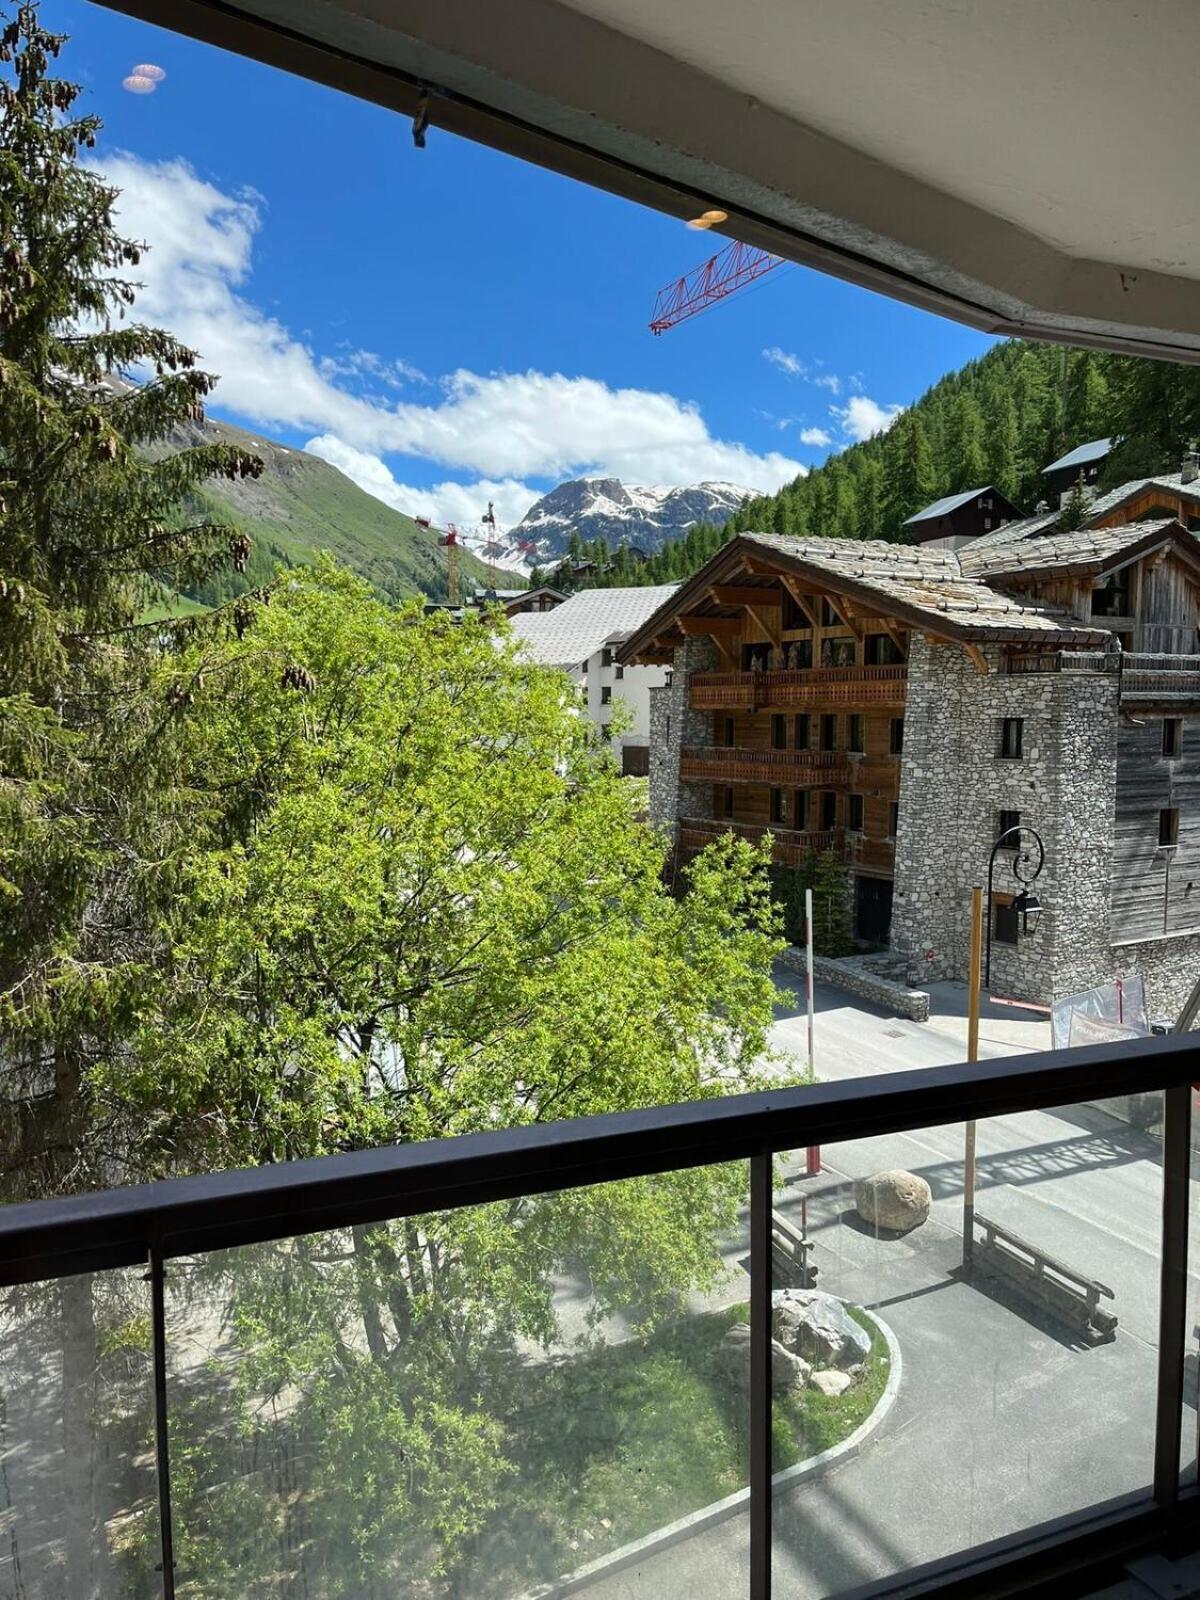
[155,412,492,605]
[588,339,1199,589]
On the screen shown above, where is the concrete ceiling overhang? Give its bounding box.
[99,0,1200,360]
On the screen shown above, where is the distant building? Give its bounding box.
[508,586,678,775]
[901,485,1022,548]
[502,586,567,617]
[620,517,1200,1015]
[1041,437,1113,502]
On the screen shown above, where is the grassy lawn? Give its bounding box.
[473,1301,890,1594]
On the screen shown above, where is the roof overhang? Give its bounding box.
[617,535,1108,664]
[98,0,1200,362]
[981,522,1200,587]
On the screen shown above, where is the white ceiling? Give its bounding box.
[102,0,1200,357]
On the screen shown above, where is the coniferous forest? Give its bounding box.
[541,340,1200,592]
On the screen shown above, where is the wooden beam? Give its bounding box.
[678,615,741,636]
[778,574,820,630]
[709,585,782,608]
[834,595,865,642]
[962,643,989,674]
[746,603,782,649]
[881,618,908,651]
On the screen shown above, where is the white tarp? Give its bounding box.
[1051,976,1148,1051]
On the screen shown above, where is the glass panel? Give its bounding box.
[165,1163,749,1598]
[0,1266,158,1598]
[772,1096,1161,1596]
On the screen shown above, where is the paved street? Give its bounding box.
[582,970,1198,1600]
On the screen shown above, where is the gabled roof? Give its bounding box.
[618,533,1108,664]
[956,507,1064,562]
[509,584,678,668]
[1085,472,1200,522]
[501,586,567,614]
[901,485,1017,526]
[961,519,1200,582]
[1042,438,1113,475]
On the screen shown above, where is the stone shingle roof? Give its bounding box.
[735,532,1102,641]
[960,519,1178,579]
[1086,472,1200,521]
[508,584,678,667]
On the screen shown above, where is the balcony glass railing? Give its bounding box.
[0,1037,1197,1600]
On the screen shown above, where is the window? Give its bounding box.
[794,790,809,830]
[742,642,772,671]
[847,715,865,753]
[824,637,856,668]
[848,793,864,833]
[1091,575,1129,618]
[890,717,905,755]
[600,724,612,742]
[601,647,613,668]
[581,687,589,706]
[889,801,900,838]
[820,714,838,751]
[1163,718,1182,758]
[866,633,905,665]
[993,897,1019,946]
[793,714,810,749]
[820,791,838,830]
[771,714,787,750]
[782,589,811,631]
[789,638,814,670]
[998,717,1024,759]
[1159,807,1180,848]
[615,664,624,680]
[998,806,1024,844]
[770,788,785,824]
[722,716,735,747]
[600,686,612,705]
[720,785,734,819]
[821,597,841,627]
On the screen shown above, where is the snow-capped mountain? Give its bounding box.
[515,477,754,557]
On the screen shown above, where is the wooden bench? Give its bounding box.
[973,1212,1117,1343]
[772,1209,818,1287]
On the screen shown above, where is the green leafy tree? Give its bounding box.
[101,564,789,1591]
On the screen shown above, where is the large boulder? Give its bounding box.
[853,1169,932,1233]
[719,1321,811,1396]
[772,1289,871,1370]
[808,1368,853,1398]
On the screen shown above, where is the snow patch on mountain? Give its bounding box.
[516,477,754,556]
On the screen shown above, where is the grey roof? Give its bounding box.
[1042,437,1113,475]
[736,532,1101,641]
[508,584,679,667]
[957,508,1064,564]
[901,486,997,526]
[1084,471,1200,522]
[961,519,1183,580]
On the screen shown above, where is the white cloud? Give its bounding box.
[832,395,904,442]
[763,346,807,378]
[799,426,832,448]
[813,373,842,395]
[305,435,537,529]
[95,153,800,499]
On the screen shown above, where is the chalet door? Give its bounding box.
[855,876,893,944]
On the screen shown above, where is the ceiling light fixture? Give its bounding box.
[686,208,728,230]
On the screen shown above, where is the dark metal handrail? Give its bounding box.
[1,1033,1196,1600]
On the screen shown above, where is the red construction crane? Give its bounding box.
[649,239,784,334]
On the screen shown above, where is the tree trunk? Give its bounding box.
[60,1273,109,1600]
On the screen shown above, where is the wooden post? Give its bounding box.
[963,885,983,1268]
[805,887,820,1175]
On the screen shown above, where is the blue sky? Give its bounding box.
[52,0,997,530]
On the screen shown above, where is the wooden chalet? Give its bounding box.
[1041,437,1113,501]
[620,531,1105,944]
[900,485,1022,547]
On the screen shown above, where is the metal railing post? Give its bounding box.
[1153,1080,1192,1509]
[749,1150,773,1600]
[149,1242,178,1600]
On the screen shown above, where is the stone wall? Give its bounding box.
[647,635,716,837]
[891,638,1119,1004]
[1108,930,1200,1023]
[778,947,930,1021]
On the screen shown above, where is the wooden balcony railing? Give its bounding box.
[847,834,897,871]
[678,817,843,865]
[679,746,851,786]
[689,663,907,711]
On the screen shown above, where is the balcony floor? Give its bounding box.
[1092,1550,1200,1598]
